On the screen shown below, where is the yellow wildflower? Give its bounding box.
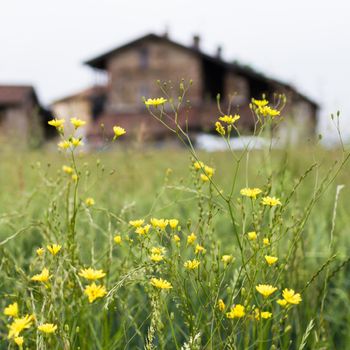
[31,268,50,282]
[150,254,164,262]
[256,284,277,298]
[85,197,95,206]
[47,244,61,256]
[240,187,262,199]
[282,289,302,305]
[157,219,168,230]
[38,323,57,334]
[114,235,122,245]
[184,259,200,270]
[70,117,86,129]
[252,98,269,107]
[36,247,44,256]
[173,234,181,243]
[113,126,126,139]
[265,255,278,266]
[150,218,159,227]
[261,311,272,319]
[48,118,65,130]
[79,268,106,281]
[193,161,204,170]
[219,114,240,124]
[200,173,210,182]
[150,218,168,230]
[195,244,206,254]
[226,304,245,319]
[129,219,144,228]
[150,277,172,290]
[14,336,24,346]
[84,283,107,303]
[261,196,282,207]
[200,165,215,182]
[71,137,83,147]
[215,121,225,136]
[62,165,74,174]
[218,299,226,311]
[135,224,151,235]
[204,165,215,177]
[187,232,197,245]
[263,238,270,246]
[169,219,179,229]
[144,97,167,107]
[72,174,78,182]
[258,105,280,118]
[8,315,34,338]
[151,247,166,255]
[4,302,18,318]
[221,255,234,265]
[277,299,288,307]
[58,140,71,150]
[254,308,272,320]
[247,231,257,241]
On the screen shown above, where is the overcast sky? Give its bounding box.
[1,0,349,141]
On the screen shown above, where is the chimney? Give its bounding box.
[162,26,169,39]
[216,45,222,59]
[192,35,200,50]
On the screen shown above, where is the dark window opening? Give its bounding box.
[248,78,271,101]
[202,59,225,101]
[91,94,106,120]
[0,107,5,127]
[40,107,57,139]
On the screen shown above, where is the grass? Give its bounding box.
[0,146,350,349]
[1,89,350,349]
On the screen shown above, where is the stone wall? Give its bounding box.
[0,106,29,143]
[106,40,203,113]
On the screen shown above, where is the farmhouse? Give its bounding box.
[52,33,318,145]
[0,84,52,145]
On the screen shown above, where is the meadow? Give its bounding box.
[0,93,350,349]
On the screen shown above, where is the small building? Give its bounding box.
[52,33,318,146]
[51,85,106,138]
[0,84,52,146]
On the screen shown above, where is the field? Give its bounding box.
[1,98,350,349]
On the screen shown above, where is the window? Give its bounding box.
[0,107,5,127]
[138,84,150,102]
[139,47,149,69]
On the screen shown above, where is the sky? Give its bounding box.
[1,0,349,142]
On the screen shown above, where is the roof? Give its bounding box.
[85,33,239,71]
[84,33,318,108]
[0,85,38,106]
[52,85,106,104]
